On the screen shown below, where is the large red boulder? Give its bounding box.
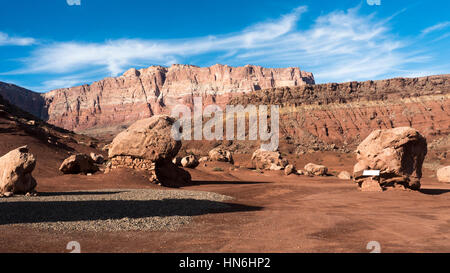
[0,146,37,194]
[353,127,427,191]
[108,115,190,187]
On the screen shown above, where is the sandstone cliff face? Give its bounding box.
[230,75,450,148]
[0,66,449,152]
[23,64,313,133]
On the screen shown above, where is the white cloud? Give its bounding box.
[67,0,81,6]
[432,32,450,42]
[231,7,423,82]
[0,32,35,46]
[14,6,306,77]
[29,69,109,91]
[5,5,440,87]
[421,21,450,36]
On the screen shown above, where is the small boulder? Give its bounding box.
[297,170,305,175]
[437,166,450,183]
[285,164,295,176]
[338,171,352,180]
[208,148,233,163]
[0,146,37,194]
[252,149,288,170]
[59,154,99,174]
[181,155,199,168]
[304,163,328,176]
[360,179,383,192]
[2,191,14,197]
[270,164,283,171]
[199,156,209,163]
[90,153,104,164]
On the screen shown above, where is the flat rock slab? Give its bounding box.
[360,180,383,192]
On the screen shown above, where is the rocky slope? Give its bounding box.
[0,64,314,135]
[0,93,102,178]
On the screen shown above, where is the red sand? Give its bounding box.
[1,153,450,253]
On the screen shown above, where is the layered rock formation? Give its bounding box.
[230,74,450,148]
[0,66,448,153]
[0,64,314,134]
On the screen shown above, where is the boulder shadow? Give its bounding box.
[188,180,269,186]
[419,188,450,195]
[38,191,125,197]
[0,199,263,225]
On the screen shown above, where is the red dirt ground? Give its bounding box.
[1,152,450,253]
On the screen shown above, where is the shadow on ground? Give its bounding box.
[38,191,125,197]
[419,188,450,195]
[188,180,269,186]
[0,199,263,225]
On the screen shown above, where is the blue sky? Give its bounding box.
[0,0,449,92]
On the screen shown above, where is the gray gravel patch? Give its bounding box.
[0,189,233,232]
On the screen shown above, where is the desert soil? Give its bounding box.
[1,152,450,253]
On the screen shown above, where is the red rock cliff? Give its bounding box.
[35,64,314,133]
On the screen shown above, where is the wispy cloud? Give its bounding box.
[3,5,444,89]
[432,32,450,42]
[67,0,81,6]
[12,6,306,77]
[0,32,35,46]
[421,21,450,36]
[230,7,417,82]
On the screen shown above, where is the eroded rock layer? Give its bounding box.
[0,67,449,152]
[0,64,313,134]
[230,74,450,148]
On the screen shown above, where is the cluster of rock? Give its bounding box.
[250,148,332,177]
[0,144,107,197]
[172,147,235,169]
[209,147,234,164]
[0,120,443,196]
[251,149,289,170]
[353,127,427,191]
